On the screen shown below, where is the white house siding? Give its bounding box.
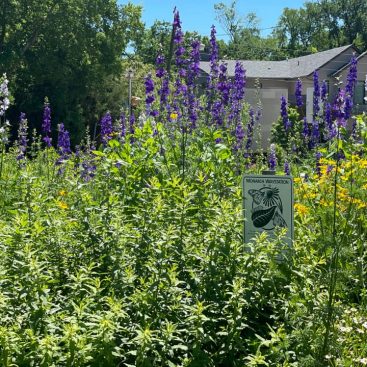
[245,80,288,148]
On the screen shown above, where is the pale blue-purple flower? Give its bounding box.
[280,95,291,130]
[56,123,71,174]
[269,144,277,171]
[0,74,10,117]
[245,108,255,150]
[17,112,28,162]
[321,80,328,101]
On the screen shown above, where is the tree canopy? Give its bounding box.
[1,0,143,143]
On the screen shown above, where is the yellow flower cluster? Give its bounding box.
[294,203,309,215]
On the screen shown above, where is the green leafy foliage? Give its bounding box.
[0,111,366,366]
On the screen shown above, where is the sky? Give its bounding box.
[119,0,310,40]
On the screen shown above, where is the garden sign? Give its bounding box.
[242,174,294,246]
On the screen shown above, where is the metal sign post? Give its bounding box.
[242,173,294,246]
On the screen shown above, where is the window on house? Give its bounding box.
[354,81,366,105]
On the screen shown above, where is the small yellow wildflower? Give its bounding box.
[294,203,309,215]
[170,112,178,120]
[57,201,68,210]
[59,190,67,196]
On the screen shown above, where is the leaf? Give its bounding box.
[92,150,105,157]
[251,206,277,228]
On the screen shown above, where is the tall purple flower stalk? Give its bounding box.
[17,112,28,162]
[57,124,71,155]
[313,70,320,119]
[295,79,303,108]
[333,89,347,129]
[156,54,166,79]
[173,10,186,74]
[42,102,52,147]
[325,102,336,139]
[79,146,96,182]
[173,9,187,99]
[346,54,358,97]
[344,55,358,120]
[302,117,310,141]
[280,95,291,131]
[206,25,219,114]
[145,73,157,116]
[209,25,219,82]
[100,112,113,146]
[0,74,10,117]
[187,39,201,129]
[229,61,246,127]
[234,122,245,152]
[284,161,290,175]
[269,143,277,171]
[217,63,231,106]
[56,123,71,174]
[156,54,170,117]
[321,80,328,102]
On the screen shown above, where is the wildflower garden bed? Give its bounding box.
[0,10,367,367]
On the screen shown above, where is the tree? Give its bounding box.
[274,0,367,57]
[1,0,144,143]
[214,0,281,60]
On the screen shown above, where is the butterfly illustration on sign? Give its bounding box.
[248,187,287,230]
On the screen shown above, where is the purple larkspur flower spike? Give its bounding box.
[295,79,303,108]
[269,143,277,170]
[17,112,28,162]
[313,70,320,118]
[100,112,113,146]
[42,102,52,147]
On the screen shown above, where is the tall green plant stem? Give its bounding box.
[0,143,4,180]
[321,127,341,360]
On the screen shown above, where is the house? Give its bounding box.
[199,45,367,143]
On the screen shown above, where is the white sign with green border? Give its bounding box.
[242,174,294,246]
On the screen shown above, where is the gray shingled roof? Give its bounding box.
[199,45,355,79]
[331,50,367,76]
